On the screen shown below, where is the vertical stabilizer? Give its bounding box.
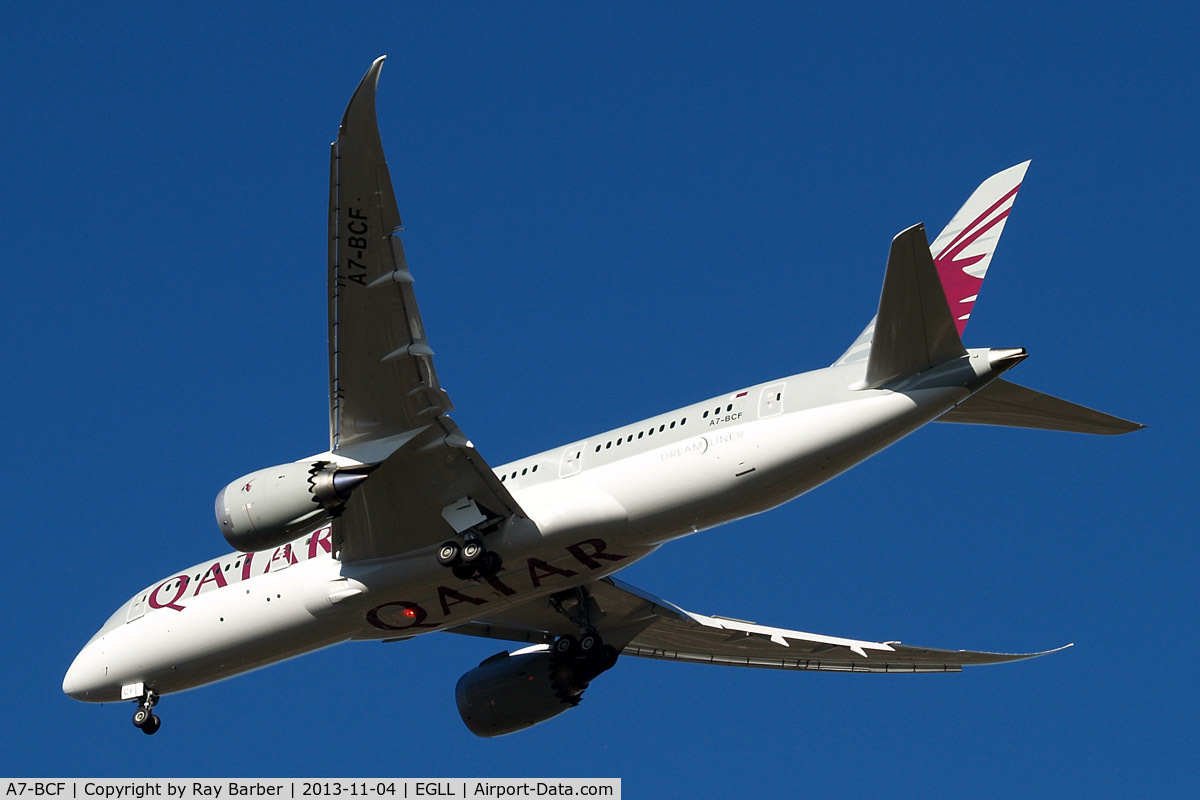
[835,162,1029,366]
[931,160,1029,334]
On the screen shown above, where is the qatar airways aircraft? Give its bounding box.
[63,57,1142,737]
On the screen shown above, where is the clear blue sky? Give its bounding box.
[3,2,1195,795]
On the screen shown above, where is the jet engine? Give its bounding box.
[215,461,371,552]
[455,644,618,737]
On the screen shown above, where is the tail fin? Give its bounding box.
[931,160,1029,334]
[835,162,1030,366]
[938,378,1145,435]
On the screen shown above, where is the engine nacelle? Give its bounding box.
[455,646,617,737]
[215,460,370,552]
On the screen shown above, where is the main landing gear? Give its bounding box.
[553,631,619,672]
[131,690,161,735]
[549,587,620,676]
[437,531,502,580]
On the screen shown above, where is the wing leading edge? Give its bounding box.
[449,578,1069,673]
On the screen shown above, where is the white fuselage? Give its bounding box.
[64,354,996,703]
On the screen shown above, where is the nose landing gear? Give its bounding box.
[130,689,161,735]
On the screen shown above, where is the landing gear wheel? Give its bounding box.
[598,644,619,670]
[451,563,477,580]
[476,551,502,577]
[554,635,578,656]
[130,688,160,734]
[579,631,602,654]
[437,541,462,566]
[460,535,484,563]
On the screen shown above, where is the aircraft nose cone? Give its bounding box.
[62,656,83,699]
[63,645,104,701]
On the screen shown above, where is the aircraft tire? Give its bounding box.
[579,632,602,654]
[133,707,151,728]
[141,715,161,735]
[477,551,502,577]
[437,541,462,566]
[461,541,484,563]
[554,635,578,656]
[599,644,619,670]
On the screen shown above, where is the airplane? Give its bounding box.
[63,57,1143,737]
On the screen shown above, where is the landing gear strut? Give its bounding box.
[131,690,161,735]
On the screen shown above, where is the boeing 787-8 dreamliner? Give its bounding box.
[64,58,1142,737]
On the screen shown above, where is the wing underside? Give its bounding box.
[329,57,445,453]
[449,578,1068,673]
[328,57,524,562]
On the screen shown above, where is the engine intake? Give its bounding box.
[215,461,371,552]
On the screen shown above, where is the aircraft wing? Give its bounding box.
[448,578,1068,672]
[328,57,523,562]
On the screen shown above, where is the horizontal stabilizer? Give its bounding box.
[863,224,967,388]
[938,378,1144,435]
